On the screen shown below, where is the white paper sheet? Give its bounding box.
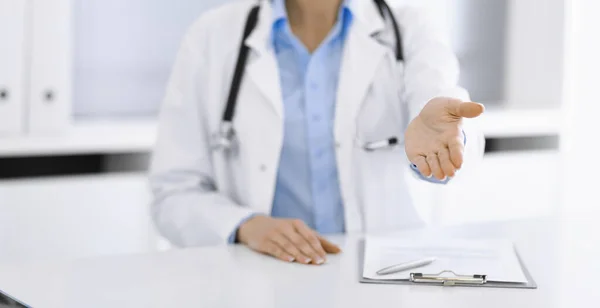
[363,236,528,283]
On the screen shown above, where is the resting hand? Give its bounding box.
[405,97,484,180]
[237,216,341,265]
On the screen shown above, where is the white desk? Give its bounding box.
[0,217,597,308]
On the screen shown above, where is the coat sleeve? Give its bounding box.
[397,5,485,177]
[149,19,255,247]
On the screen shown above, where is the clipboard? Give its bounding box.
[357,240,537,289]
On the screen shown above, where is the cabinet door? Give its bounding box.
[0,0,27,135]
[0,174,157,262]
[28,0,73,133]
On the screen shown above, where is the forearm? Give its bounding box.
[151,188,256,247]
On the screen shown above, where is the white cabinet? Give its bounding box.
[0,173,158,262]
[0,0,27,135]
[28,0,73,133]
[0,0,233,156]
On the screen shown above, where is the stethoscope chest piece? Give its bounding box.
[211,121,238,152]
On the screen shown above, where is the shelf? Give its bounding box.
[0,118,157,158]
[0,108,561,158]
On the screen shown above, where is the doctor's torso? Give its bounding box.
[150,0,478,245]
[204,1,414,232]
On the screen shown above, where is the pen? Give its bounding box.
[364,137,398,151]
[376,257,437,276]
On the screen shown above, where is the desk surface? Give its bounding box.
[0,217,597,308]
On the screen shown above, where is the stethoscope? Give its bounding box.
[212,0,404,152]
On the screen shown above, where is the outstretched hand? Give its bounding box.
[405,97,484,180]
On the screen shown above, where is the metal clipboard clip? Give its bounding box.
[410,270,487,286]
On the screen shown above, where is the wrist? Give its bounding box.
[237,215,267,244]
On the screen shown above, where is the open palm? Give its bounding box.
[405,97,484,180]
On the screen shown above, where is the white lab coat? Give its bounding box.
[149,0,484,247]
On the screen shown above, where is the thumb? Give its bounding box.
[455,102,485,118]
[318,236,342,254]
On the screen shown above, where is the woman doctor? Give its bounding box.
[150,0,485,265]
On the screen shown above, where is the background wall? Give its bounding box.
[73,0,230,117]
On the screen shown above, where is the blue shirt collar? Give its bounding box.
[272,0,287,25]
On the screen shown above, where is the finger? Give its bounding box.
[438,147,456,177]
[281,223,320,264]
[318,236,342,254]
[270,232,308,263]
[292,220,327,264]
[448,138,464,169]
[456,102,485,118]
[263,242,296,263]
[427,153,445,180]
[413,156,432,177]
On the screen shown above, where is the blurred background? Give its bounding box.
[0,0,572,263]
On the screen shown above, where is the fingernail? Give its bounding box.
[316,258,325,265]
[288,257,295,262]
[441,176,447,181]
[304,258,312,264]
[426,174,432,178]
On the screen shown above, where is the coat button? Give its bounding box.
[44,90,55,103]
[0,88,9,101]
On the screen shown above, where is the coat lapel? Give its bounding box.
[335,1,390,233]
[238,1,283,215]
[244,1,283,119]
[335,1,389,140]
